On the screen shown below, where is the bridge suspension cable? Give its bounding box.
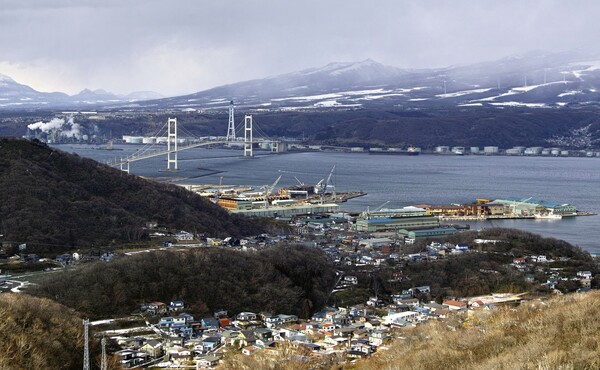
[107,108,281,172]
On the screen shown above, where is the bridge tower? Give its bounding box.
[120,159,130,174]
[244,115,253,157]
[167,117,178,170]
[226,100,236,141]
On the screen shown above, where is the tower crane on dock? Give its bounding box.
[510,197,533,217]
[262,175,282,209]
[363,200,390,219]
[314,165,336,203]
[214,176,223,204]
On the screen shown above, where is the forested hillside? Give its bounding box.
[30,245,337,319]
[0,138,267,253]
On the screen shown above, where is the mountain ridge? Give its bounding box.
[4,50,600,110]
[130,50,600,111]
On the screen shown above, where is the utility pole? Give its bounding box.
[83,319,90,370]
[101,336,107,370]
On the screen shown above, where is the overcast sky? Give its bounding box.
[0,0,598,96]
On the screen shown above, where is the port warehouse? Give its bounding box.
[355,215,440,232]
[398,228,459,240]
[413,198,576,217]
[491,198,577,216]
[230,203,339,217]
[221,197,576,228]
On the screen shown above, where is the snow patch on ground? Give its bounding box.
[99,327,152,335]
[408,98,429,101]
[569,60,600,79]
[473,81,569,102]
[272,87,427,105]
[314,100,341,107]
[436,88,492,98]
[90,319,117,326]
[489,102,549,108]
[272,93,342,102]
[351,93,406,101]
[558,90,582,97]
[457,103,483,107]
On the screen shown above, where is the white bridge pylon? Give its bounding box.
[226,100,236,141]
[244,114,253,158]
[167,117,178,170]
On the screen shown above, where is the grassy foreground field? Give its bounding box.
[218,291,600,370]
[353,291,600,370]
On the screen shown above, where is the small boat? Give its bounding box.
[534,213,562,220]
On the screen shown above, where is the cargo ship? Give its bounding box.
[369,147,420,156]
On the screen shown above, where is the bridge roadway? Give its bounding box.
[107,140,229,167]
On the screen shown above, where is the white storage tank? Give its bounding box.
[483,146,499,155]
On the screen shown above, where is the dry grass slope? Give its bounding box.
[218,292,600,370]
[0,293,116,370]
[354,292,600,370]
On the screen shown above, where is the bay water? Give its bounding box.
[55,144,600,254]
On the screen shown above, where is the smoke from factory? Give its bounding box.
[27,116,82,139]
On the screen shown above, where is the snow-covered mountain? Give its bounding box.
[0,75,163,109]
[2,50,600,110]
[0,73,70,108]
[141,50,600,111]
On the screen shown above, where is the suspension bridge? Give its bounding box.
[106,102,281,173]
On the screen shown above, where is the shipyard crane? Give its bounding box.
[213,176,223,204]
[362,200,390,220]
[314,165,336,203]
[510,197,533,217]
[262,175,282,209]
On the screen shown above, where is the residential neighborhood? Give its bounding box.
[1,211,598,368]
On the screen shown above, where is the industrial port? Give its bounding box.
[177,167,592,241]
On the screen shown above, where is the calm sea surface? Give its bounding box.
[54,144,600,254]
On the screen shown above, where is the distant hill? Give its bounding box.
[0,138,266,253]
[107,107,600,150]
[0,72,162,108]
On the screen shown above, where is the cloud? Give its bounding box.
[1,0,599,96]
